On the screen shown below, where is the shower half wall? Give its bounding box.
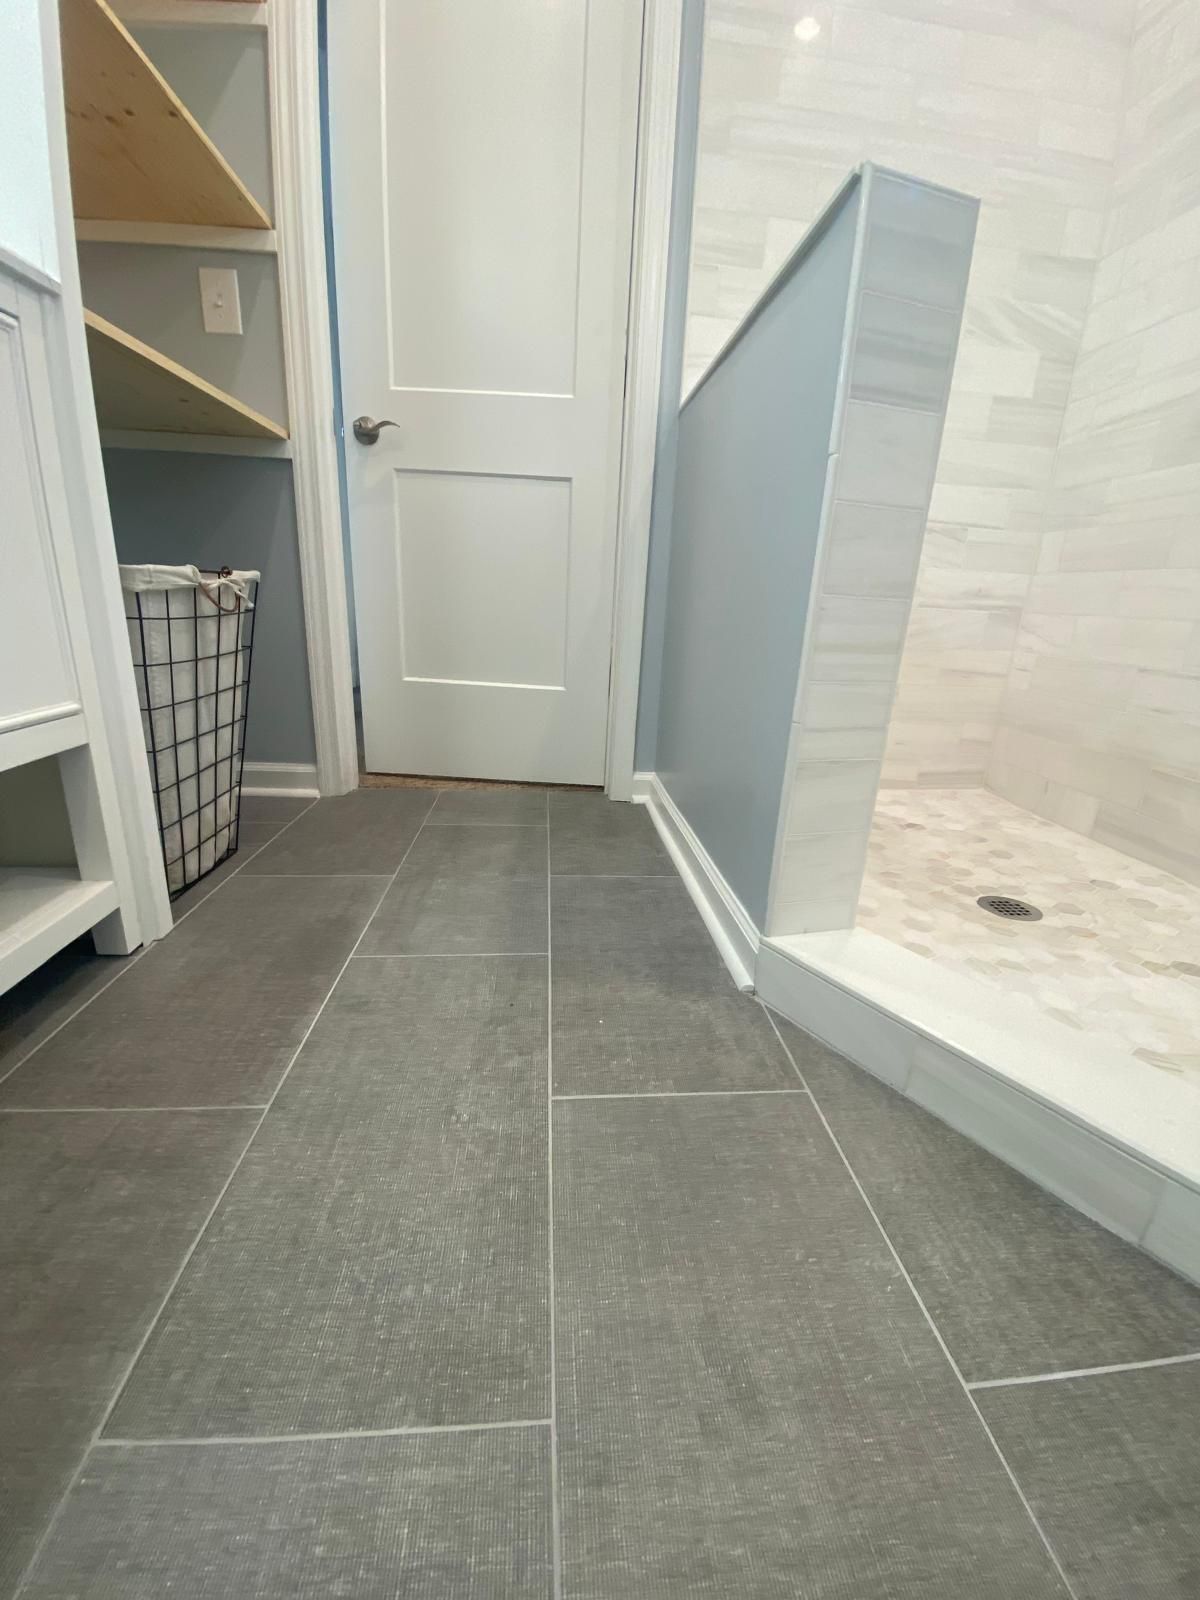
[636,163,975,975]
[651,0,1200,1288]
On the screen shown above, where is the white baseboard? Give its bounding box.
[632,771,760,991]
[756,938,1200,1288]
[241,761,320,798]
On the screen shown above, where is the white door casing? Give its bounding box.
[329,0,643,784]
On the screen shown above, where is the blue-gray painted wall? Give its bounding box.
[103,451,317,767]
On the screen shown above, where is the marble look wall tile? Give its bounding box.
[769,829,871,936]
[685,0,1137,796]
[821,502,927,598]
[786,759,880,838]
[861,174,978,313]
[836,402,945,508]
[810,596,912,682]
[793,681,895,761]
[1143,1182,1200,1284]
[849,292,961,412]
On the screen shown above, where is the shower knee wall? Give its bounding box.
[636,164,977,948]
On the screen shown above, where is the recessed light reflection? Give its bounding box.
[794,15,821,43]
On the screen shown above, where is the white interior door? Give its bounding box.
[329,0,643,784]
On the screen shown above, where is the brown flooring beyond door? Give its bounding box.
[0,787,1198,1598]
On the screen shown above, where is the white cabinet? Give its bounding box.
[0,298,79,737]
[0,262,166,992]
[0,0,173,997]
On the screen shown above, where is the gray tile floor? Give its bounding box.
[1,787,1197,1598]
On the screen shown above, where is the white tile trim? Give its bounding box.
[968,1351,1200,1393]
[632,771,760,991]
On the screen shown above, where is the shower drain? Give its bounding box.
[977,894,1043,922]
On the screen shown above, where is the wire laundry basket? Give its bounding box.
[121,564,259,898]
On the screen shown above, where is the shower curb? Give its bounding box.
[755,937,1200,1289]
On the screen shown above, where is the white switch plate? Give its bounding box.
[198,266,243,335]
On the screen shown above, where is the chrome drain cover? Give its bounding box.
[977,894,1043,922]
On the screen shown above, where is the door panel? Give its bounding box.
[395,471,571,689]
[383,3,586,398]
[330,0,642,783]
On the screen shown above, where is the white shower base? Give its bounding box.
[859,788,1200,1088]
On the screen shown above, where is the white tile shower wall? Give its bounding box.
[771,172,976,936]
[687,0,1135,789]
[988,0,1200,884]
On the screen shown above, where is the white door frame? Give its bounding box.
[270,0,359,797]
[279,0,683,799]
[604,0,685,800]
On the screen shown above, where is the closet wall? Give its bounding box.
[82,9,318,776]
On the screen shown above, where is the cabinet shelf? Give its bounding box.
[84,310,288,440]
[0,870,120,994]
[62,0,272,230]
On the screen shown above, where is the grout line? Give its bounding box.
[969,1350,1200,1392]
[352,951,548,960]
[423,821,549,829]
[553,1089,808,1100]
[168,799,319,929]
[13,793,441,1599]
[762,1003,1083,1600]
[0,1104,269,1115]
[549,873,678,880]
[0,800,322,1100]
[234,872,396,879]
[0,952,150,1094]
[95,1418,553,1449]
[546,798,562,1600]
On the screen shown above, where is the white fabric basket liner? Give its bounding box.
[120,565,260,894]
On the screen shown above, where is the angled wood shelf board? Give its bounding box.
[75,220,278,253]
[61,0,272,229]
[84,310,288,439]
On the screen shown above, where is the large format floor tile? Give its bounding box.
[978,1364,1200,1600]
[361,824,547,956]
[0,1109,258,1598]
[428,788,548,825]
[775,1016,1200,1381]
[0,937,134,1086]
[549,790,671,875]
[109,956,549,1438]
[0,875,387,1109]
[552,878,791,1093]
[169,821,283,923]
[238,795,316,826]
[554,1096,1069,1598]
[243,788,434,875]
[22,1428,552,1600]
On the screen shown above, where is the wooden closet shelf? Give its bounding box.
[62,0,272,230]
[84,310,288,440]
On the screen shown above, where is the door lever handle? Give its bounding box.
[352,415,400,446]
